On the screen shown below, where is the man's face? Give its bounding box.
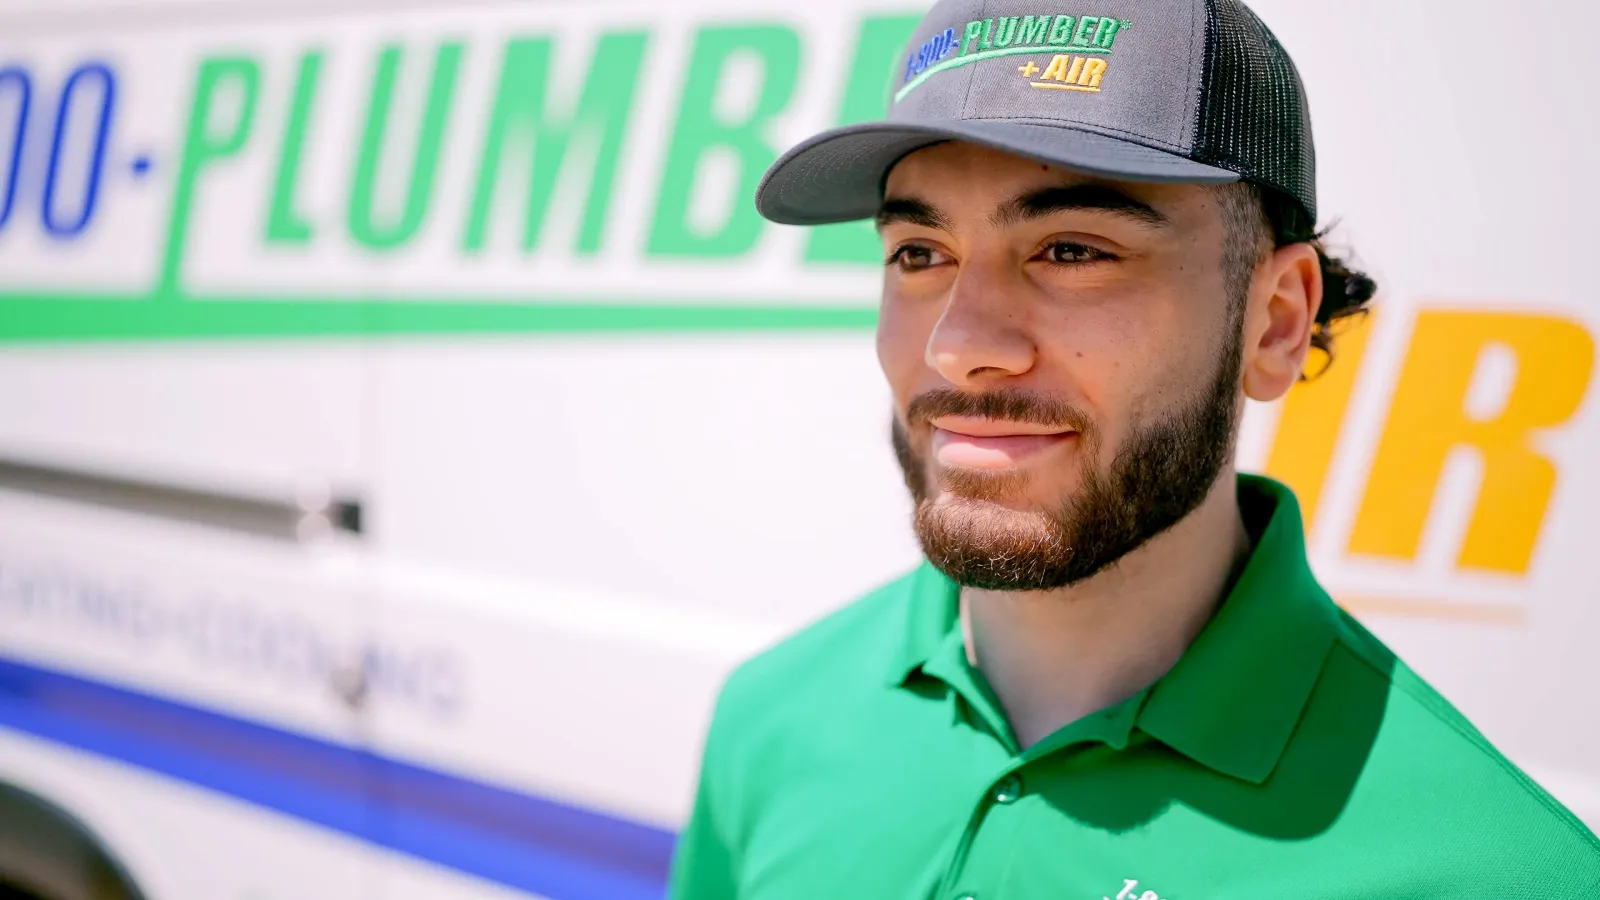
[877,142,1254,591]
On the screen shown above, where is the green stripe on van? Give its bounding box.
[0,294,878,343]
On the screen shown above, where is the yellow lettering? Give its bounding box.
[1063,56,1085,83]
[1040,54,1073,82]
[1263,312,1377,534]
[1348,311,1595,574]
[1077,58,1107,88]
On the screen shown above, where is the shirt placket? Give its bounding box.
[934,755,1033,900]
[926,673,1149,900]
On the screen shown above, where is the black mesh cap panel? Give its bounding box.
[1195,0,1318,222]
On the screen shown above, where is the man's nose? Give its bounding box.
[925,264,1038,388]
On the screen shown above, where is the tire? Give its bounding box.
[0,783,145,900]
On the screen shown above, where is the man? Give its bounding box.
[671,0,1600,896]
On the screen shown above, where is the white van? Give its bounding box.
[0,0,1595,898]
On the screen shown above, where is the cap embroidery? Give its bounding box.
[1020,54,1108,92]
[897,14,1130,104]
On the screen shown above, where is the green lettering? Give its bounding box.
[806,13,920,265]
[993,16,1019,47]
[266,51,322,246]
[1047,15,1076,45]
[980,18,995,50]
[463,31,646,256]
[1019,15,1052,45]
[647,25,800,259]
[1097,18,1124,49]
[160,55,260,296]
[962,20,985,55]
[1072,16,1099,46]
[348,43,463,251]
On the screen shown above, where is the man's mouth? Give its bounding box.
[929,416,1078,469]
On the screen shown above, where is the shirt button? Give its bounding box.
[992,775,1023,804]
[955,895,978,900]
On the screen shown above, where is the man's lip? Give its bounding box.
[927,416,1076,438]
[931,428,1077,469]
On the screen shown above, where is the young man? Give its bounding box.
[671,0,1600,897]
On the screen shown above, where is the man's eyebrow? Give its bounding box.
[876,197,952,232]
[990,184,1171,230]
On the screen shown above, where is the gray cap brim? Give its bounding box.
[756,120,1241,226]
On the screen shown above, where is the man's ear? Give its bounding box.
[1242,242,1321,402]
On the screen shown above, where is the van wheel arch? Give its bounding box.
[0,781,146,900]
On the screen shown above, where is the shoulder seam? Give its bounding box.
[1335,636,1600,855]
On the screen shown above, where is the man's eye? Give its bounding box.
[1040,241,1107,265]
[886,245,949,270]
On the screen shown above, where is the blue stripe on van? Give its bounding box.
[0,654,676,900]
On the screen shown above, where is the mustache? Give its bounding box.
[905,387,1093,433]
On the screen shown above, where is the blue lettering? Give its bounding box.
[43,62,115,237]
[273,620,331,683]
[0,66,30,232]
[420,652,464,717]
[363,644,466,717]
[0,555,468,719]
[905,28,963,82]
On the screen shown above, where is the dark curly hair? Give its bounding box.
[1218,184,1377,378]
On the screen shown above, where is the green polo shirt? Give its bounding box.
[670,475,1600,899]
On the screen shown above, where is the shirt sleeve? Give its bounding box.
[668,689,741,900]
[667,755,738,900]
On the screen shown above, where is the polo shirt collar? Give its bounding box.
[1136,475,1339,784]
[883,559,960,689]
[885,475,1339,785]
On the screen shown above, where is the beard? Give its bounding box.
[891,315,1244,592]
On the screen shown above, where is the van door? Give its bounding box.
[0,343,382,900]
[0,4,387,894]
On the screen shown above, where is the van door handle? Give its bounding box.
[0,456,363,543]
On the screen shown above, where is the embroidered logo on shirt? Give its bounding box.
[1105,878,1164,900]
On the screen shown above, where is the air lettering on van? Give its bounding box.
[1265,310,1596,619]
[1349,312,1594,574]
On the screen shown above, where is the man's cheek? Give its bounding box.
[876,294,936,380]
[873,312,908,386]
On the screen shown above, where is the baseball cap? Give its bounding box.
[755,0,1316,227]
